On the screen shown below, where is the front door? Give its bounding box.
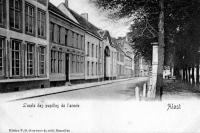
[65,53,69,81]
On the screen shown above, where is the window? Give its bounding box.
[81,57,84,73]
[87,42,89,56]
[50,22,54,42]
[0,38,4,76]
[0,0,3,25]
[27,43,34,76]
[92,62,94,76]
[58,51,62,73]
[71,32,74,46]
[81,36,84,50]
[37,9,46,38]
[72,54,76,73]
[10,0,22,31]
[65,29,68,46]
[92,44,94,57]
[57,25,61,43]
[76,55,79,73]
[96,62,98,75]
[25,3,35,35]
[51,50,56,73]
[98,63,101,75]
[87,61,89,76]
[0,0,6,26]
[99,46,101,59]
[39,46,45,75]
[96,45,98,58]
[76,34,78,48]
[11,40,21,76]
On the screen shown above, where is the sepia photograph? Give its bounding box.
[0,0,200,132]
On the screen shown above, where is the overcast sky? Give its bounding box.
[49,0,131,38]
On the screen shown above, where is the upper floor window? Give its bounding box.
[96,45,98,58]
[50,22,54,42]
[57,25,61,44]
[0,0,6,27]
[92,44,94,57]
[37,9,46,38]
[39,46,45,75]
[76,34,78,48]
[11,40,21,76]
[99,46,101,59]
[25,3,35,35]
[27,43,35,76]
[10,0,22,31]
[81,36,84,50]
[0,37,4,76]
[65,29,68,46]
[71,32,74,46]
[87,42,89,56]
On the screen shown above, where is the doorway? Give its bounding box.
[104,46,110,80]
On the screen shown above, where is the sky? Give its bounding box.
[49,0,131,38]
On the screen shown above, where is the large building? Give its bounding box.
[58,1,104,82]
[0,0,137,92]
[49,2,85,86]
[99,30,117,80]
[0,0,50,92]
[113,37,135,79]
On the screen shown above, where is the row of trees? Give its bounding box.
[90,0,200,97]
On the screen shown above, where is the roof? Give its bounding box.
[68,8,101,39]
[48,2,71,21]
[48,2,86,31]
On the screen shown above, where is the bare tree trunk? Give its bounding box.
[192,67,195,85]
[156,0,165,99]
[197,65,199,85]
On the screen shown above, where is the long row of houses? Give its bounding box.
[0,0,136,92]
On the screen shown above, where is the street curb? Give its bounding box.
[0,77,148,102]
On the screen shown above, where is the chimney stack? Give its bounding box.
[81,13,88,21]
[65,0,68,8]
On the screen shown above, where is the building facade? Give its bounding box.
[58,1,104,82]
[49,3,85,86]
[0,0,49,92]
[0,1,137,92]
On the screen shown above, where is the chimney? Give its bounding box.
[81,13,88,21]
[65,0,68,8]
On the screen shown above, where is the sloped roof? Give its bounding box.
[68,8,101,39]
[49,2,71,21]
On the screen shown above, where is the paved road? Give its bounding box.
[20,77,148,101]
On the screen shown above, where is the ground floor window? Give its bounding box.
[72,54,76,73]
[98,63,101,75]
[58,51,62,73]
[87,61,89,76]
[27,43,34,76]
[39,46,45,75]
[11,40,21,76]
[96,62,98,75]
[51,50,56,73]
[92,62,94,75]
[0,37,4,76]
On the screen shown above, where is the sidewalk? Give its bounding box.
[162,79,200,100]
[0,77,148,102]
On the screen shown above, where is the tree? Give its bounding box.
[90,0,165,98]
[91,0,200,94]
